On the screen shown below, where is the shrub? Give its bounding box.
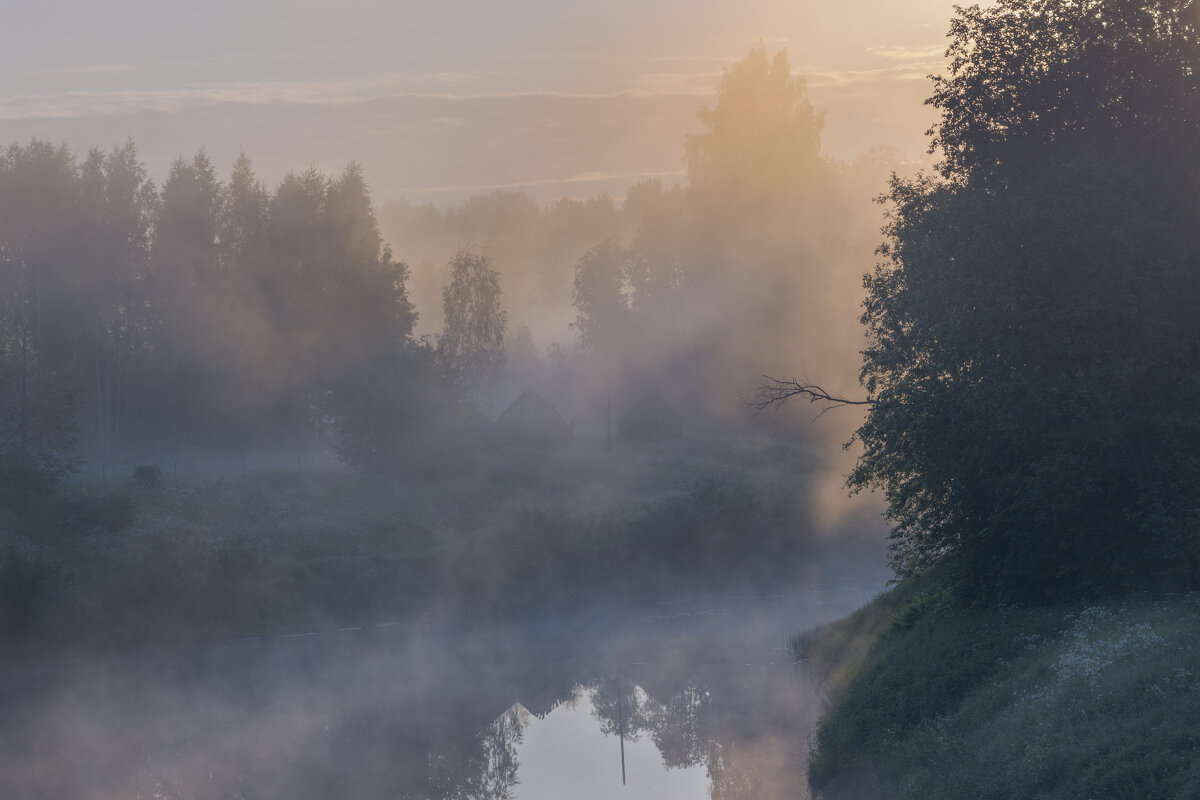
[0,544,58,637]
[63,487,135,534]
[336,343,479,479]
[132,463,161,488]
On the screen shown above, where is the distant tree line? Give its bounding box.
[1,43,902,490]
[563,46,876,424]
[381,45,896,429]
[0,142,431,484]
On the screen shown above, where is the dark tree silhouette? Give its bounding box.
[830,0,1200,601]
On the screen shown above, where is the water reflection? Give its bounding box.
[581,667,817,798]
[0,587,868,799]
[509,688,711,798]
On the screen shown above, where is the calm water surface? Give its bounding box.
[0,583,877,799]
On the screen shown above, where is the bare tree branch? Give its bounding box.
[748,375,871,416]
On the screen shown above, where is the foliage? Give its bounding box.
[132,463,161,488]
[851,0,1200,601]
[335,341,477,479]
[618,477,768,574]
[242,162,418,442]
[685,43,824,209]
[680,43,852,422]
[927,0,1200,186]
[0,483,133,638]
[504,322,542,376]
[378,43,875,431]
[0,543,59,636]
[0,358,79,505]
[0,142,420,458]
[0,140,157,464]
[571,238,630,360]
[59,484,135,533]
[438,249,507,400]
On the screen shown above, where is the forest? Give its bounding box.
[0,44,895,643]
[0,44,897,490]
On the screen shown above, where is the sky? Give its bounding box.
[1,0,973,205]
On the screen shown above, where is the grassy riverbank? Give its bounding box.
[797,580,1200,799]
[0,435,881,649]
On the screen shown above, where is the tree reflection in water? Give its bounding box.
[0,590,859,799]
[582,660,818,800]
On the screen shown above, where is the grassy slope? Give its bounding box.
[3,435,876,647]
[800,584,1200,799]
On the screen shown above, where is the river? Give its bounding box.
[0,582,879,799]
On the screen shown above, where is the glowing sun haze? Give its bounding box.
[2,0,977,204]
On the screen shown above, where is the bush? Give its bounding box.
[622,478,764,574]
[336,343,479,479]
[132,463,161,488]
[0,544,59,637]
[0,365,80,513]
[62,487,135,534]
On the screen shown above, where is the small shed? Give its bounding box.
[495,391,572,446]
[619,392,683,440]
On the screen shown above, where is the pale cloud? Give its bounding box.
[800,63,940,90]
[705,35,791,46]
[0,67,531,120]
[0,90,705,205]
[514,51,732,64]
[640,54,744,64]
[0,79,719,122]
[866,44,946,60]
[0,46,939,125]
[404,169,686,196]
[45,63,140,76]
[0,83,360,119]
[628,71,724,96]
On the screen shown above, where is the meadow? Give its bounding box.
[1,435,879,649]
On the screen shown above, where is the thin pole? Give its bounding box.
[617,678,626,785]
[606,392,612,452]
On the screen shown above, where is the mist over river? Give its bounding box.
[0,581,880,799]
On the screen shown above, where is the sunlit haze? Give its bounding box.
[3,0,971,203]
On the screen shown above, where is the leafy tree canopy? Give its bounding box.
[852,0,1200,601]
[438,249,507,402]
[571,238,629,358]
[685,43,825,207]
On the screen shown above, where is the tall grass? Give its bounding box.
[801,585,1200,799]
